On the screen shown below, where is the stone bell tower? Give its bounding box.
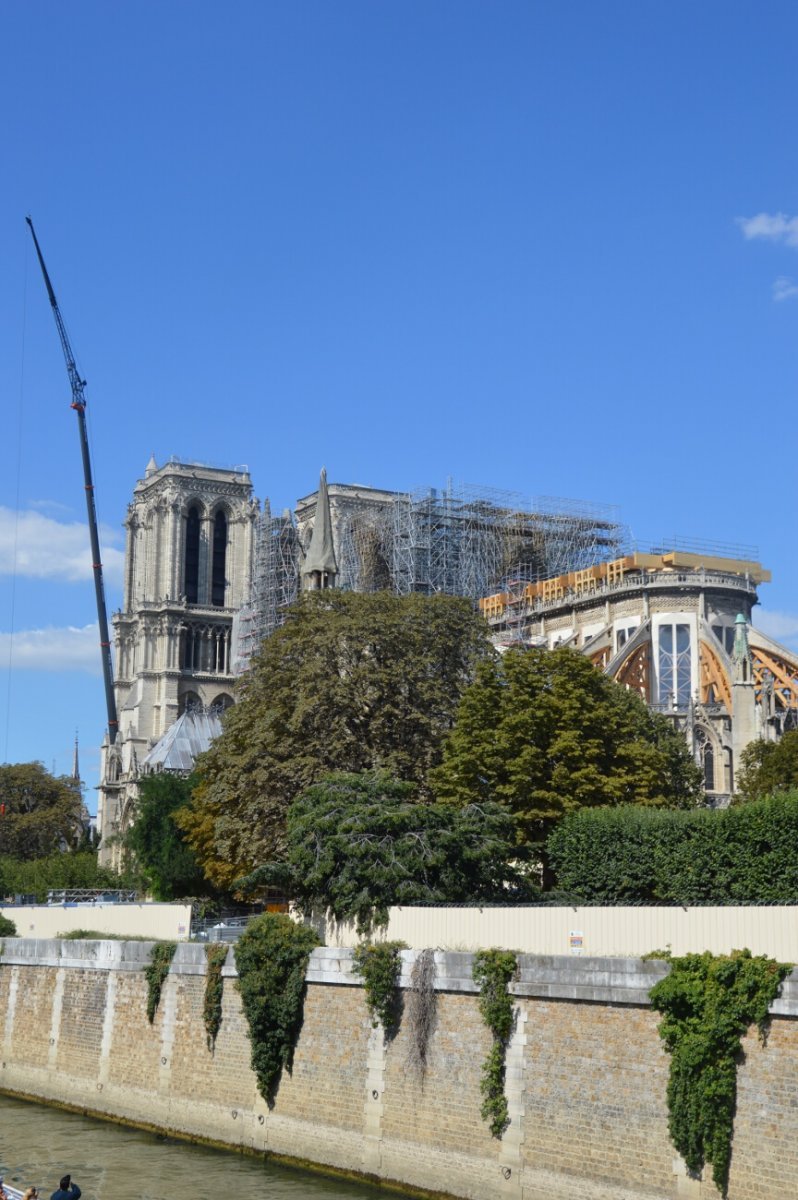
[97,457,257,863]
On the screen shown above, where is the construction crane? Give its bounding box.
[26,217,119,747]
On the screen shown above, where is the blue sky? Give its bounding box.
[1,2,798,808]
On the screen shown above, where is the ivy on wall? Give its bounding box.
[352,941,406,1037]
[405,948,437,1079]
[472,949,518,1138]
[649,949,791,1197]
[144,941,177,1024]
[234,913,321,1105]
[204,943,229,1051]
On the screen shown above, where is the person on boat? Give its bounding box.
[22,1188,39,1199]
[49,1176,80,1200]
[0,1175,8,1199]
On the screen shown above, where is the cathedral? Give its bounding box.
[97,458,257,864]
[97,457,798,863]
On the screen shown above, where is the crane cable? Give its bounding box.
[4,231,29,761]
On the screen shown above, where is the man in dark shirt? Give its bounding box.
[50,1175,80,1200]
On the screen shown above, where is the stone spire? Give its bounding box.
[302,467,338,591]
[144,454,158,477]
[72,731,80,782]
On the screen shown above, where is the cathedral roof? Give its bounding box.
[142,709,222,773]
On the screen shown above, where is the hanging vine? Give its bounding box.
[472,948,518,1139]
[204,942,229,1051]
[405,947,437,1079]
[649,948,790,1197]
[352,940,407,1038]
[144,941,177,1023]
[234,913,321,1105]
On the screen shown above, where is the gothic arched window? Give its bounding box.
[185,506,200,604]
[211,509,227,607]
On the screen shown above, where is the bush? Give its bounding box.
[352,941,406,1036]
[650,950,790,1196]
[547,793,798,902]
[0,914,17,937]
[234,913,321,1104]
[0,852,133,902]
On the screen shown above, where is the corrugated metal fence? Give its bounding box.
[316,905,798,961]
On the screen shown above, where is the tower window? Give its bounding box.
[185,506,200,604]
[212,510,227,607]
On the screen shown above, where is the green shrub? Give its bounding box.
[234,913,321,1105]
[649,950,790,1196]
[0,914,17,937]
[59,929,135,940]
[472,949,518,1138]
[144,941,177,1023]
[0,851,134,902]
[352,941,406,1036]
[547,793,798,902]
[204,943,229,1051]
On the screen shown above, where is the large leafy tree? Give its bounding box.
[124,773,209,900]
[178,590,493,889]
[736,730,798,801]
[0,762,84,860]
[241,771,531,935]
[432,646,703,854]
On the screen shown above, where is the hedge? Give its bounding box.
[547,791,798,903]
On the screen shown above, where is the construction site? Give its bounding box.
[234,479,626,668]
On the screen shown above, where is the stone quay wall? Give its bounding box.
[1,939,798,1200]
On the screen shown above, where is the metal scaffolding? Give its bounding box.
[245,481,625,648]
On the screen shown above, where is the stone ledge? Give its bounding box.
[2,940,796,1015]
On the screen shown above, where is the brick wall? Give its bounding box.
[1,941,797,1200]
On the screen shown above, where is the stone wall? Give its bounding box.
[1,939,798,1200]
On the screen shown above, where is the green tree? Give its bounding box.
[241,771,531,935]
[736,730,798,801]
[0,762,84,860]
[124,773,209,900]
[433,646,702,857]
[0,851,131,903]
[178,591,493,889]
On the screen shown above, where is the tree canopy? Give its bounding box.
[0,762,85,860]
[178,590,493,889]
[124,773,210,900]
[240,771,531,934]
[0,851,124,903]
[432,646,703,852]
[736,729,798,801]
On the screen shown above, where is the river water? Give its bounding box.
[0,1093,389,1200]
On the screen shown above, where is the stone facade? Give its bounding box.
[97,458,257,863]
[2,940,798,1200]
[481,551,798,799]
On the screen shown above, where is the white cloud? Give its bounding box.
[773,276,798,302]
[753,610,798,646]
[0,507,123,584]
[737,212,798,247]
[0,623,103,674]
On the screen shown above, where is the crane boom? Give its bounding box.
[26,217,119,746]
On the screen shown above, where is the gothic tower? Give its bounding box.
[97,458,257,863]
